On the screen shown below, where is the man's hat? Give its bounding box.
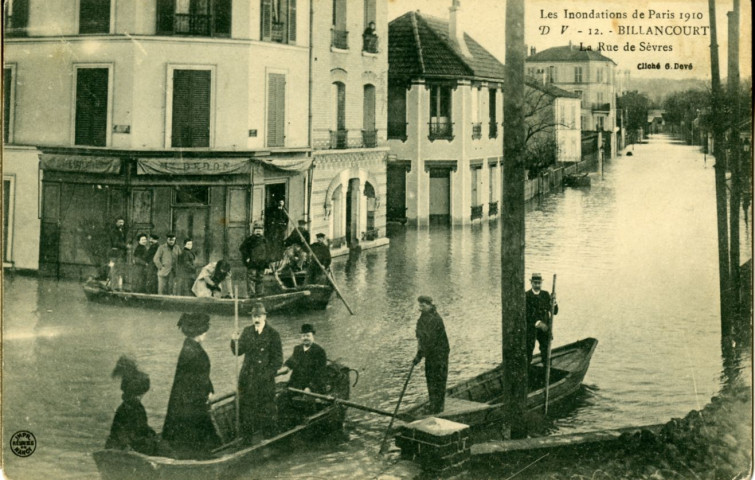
[298,219,307,226]
[252,222,264,231]
[149,233,160,240]
[300,323,316,334]
[251,302,266,316]
[177,312,210,337]
[316,233,326,239]
[417,295,434,305]
[531,272,543,281]
[166,232,176,239]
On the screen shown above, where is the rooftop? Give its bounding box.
[527,45,617,65]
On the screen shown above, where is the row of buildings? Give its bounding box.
[3,0,618,277]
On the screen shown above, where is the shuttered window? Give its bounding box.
[75,68,109,147]
[171,69,211,148]
[5,0,29,36]
[267,73,286,147]
[79,0,111,34]
[287,0,296,43]
[364,0,376,27]
[4,68,12,144]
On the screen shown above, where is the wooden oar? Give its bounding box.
[280,208,355,315]
[544,274,557,415]
[233,286,241,437]
[379,362,415,454]
[287,388,412,421]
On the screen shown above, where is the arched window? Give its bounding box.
[331,82,347,148]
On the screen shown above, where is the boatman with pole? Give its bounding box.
[525,273,558,368]
[412,296,450,415]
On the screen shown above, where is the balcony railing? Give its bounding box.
[363,34,379,53]
[591,102,611,112]
[488,201,499,216]
[428,121,453,141]
[362,129,378,148]
[271,22,286,42]
[331,29,349,49]
[471,122,482,140]
[489,121,498,139]
[173,13,211,35]
[471,205,483,220]
[329,129,348,149]
[388,122,407,141]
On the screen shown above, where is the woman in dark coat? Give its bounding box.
[131,234,150,293]
[162,313,220,458]
[106,356,161,455]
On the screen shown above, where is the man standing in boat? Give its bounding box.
[153,233,180,296]
[239,223,271,298]
[525,272,558,367]
[412,296,450,414]
[306,233,332,285]
[231,302,283,440]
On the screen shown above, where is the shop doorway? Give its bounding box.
[265,183,287,211]
[345,178,360,246]
[387,164,407,222]
[429,169,450,225]
[172,207,209,266]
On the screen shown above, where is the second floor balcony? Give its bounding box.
[363,33,379,53]
[332,29,349,50]
[592,102,611,112]
[428,120,454,141]
[330,129,348,149]
[362,129,378,148]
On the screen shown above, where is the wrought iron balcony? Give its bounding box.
[471,205,483,220]
[363,34,379,53]
[428,121,453,141]
[172,13,211,35]
[471,122,482,140]
[362,129,378,148]
[488,201,499,216]
[331,29,349,49]
[592,102,611,112]
[271,22,285,42]
[329,129,348,149]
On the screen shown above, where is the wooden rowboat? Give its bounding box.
[93,362,351,480]
[401,338,598,426]
[82,278,333,316]
[563,173,592,188]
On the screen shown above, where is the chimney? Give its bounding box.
[449,0,472,57]
[530,46,536,56]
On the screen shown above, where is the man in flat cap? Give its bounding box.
[413,296,450,414]
[239,223,270,298]
[526,273,558,367]
[231,302,283,440]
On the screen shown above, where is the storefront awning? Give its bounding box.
[40,154,122,174]
[258,157,313,172]
[136,158,252,175]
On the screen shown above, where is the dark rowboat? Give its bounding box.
[401,338,598,426]
[82,278,333,316]
[563,173,592,188]
[93,363,351,480]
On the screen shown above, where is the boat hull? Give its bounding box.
[82,280,333,315]
[402,338,598,427]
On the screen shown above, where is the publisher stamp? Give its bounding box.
[10,431,37,458]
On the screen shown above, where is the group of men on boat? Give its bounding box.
[105,212,332,299]
[107,302,331,459]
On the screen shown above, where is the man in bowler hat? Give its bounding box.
[231,302,283,439]
[525,272,558,367]
[280,324,327,393]
[413,296,450,414]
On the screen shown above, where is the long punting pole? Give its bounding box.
[234,286,240,437]
[543,274,557,414]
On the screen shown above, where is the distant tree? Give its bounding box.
[617,91,650,142]
[523,81,570,175]
[661,88,711,143]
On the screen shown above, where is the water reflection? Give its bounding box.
[2,135,751,479]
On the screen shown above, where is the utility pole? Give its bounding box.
[501,0,528,439]
[727,1,741,315]
[708,0,733,333]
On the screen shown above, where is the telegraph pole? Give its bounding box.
[727,1,741,314]
[501,0,528,439]
[708,0,733,332]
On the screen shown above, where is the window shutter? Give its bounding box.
[488,89,496,123]
[287,0,296,43]
[75,68,108,147]
[267,73,286,147]
[364,0,376,27]
[171,70,191,147]
[214,0,232,36]
[190,70,211,147]
[4,68,11,143]
[363,84,375,131]
[156,0,175,34]
[261,0,272,40]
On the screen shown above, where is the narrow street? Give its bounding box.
[3,134,750,479]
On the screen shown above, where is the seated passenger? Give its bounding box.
[279,323,327,393]
[192,259,233,298]
[274,244,307,287]
[106,356,162,455]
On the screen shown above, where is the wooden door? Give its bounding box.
[172,207,209,266]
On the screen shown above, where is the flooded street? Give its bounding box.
[3,134,751,479]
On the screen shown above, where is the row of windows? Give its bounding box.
[387,85,499,141]
[5,0,379,51]
[527,66,613,85]
[331,82,377,148]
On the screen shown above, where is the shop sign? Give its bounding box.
[40,155,122,174]
[137,158,251,175]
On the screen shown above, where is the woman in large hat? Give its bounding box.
[162,313,220,458]
[106,356,161,455]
